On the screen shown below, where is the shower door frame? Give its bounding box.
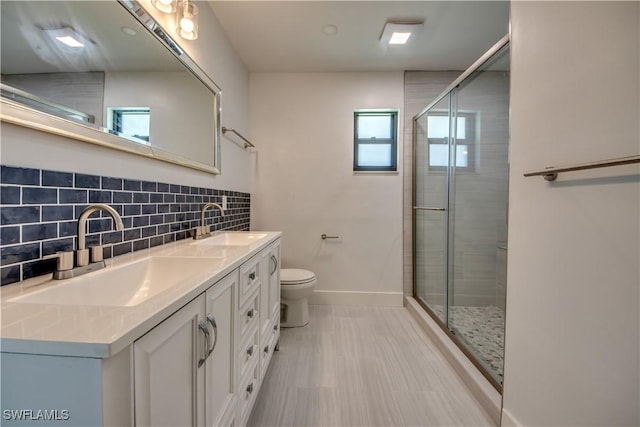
[411,34,510,393]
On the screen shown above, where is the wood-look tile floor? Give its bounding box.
[248,305,496,427]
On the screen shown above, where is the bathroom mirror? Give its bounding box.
[0,0,221,174]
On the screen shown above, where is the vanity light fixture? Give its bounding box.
[150,0,198,41]
[379,21,423,46]
[176,0,199,40]
[43,27,86,48]
[151,0,176,14]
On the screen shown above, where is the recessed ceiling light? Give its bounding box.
[322,24,338,36]
[43,27,86,48]
[121,26,137,36]
[389,32,412,45]
[380,21,423,46]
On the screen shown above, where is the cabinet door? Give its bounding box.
[268,243,281,321]
[204,270,238,427]
[259,249,271,340]
[134,296,206,427]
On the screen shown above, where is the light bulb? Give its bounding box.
[151,0,176,13]
[177,0,198,40]
[180,17,194,33]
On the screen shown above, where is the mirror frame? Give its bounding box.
[0,0,222,174]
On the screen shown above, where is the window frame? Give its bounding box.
[427,110,476,172]
[107,107,151,144]
[353,110,398,172]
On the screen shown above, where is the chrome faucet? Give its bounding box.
[45,204,124,279]
[77,204,124,266]
[193,202,225,240]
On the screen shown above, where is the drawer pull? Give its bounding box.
[197,320,210,368]
[270,255,278,275]
[263,345,269,354]
[246,308,255,319]
[246,345,254,357]
[205,314,218,360]
[246,382,254,397]
[249,272,256,281]
[273,323,278,331]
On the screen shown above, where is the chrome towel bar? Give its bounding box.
[524,155,640,181]
[222,126,255,149]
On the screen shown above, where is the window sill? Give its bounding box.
[353,171,400,176]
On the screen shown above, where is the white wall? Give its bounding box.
[250,72,404,306]
[0,0,251,193]
[502,2,639,426]
[104,71,213,161]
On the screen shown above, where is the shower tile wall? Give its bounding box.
[0,165,250,286]
[405,71,510,307]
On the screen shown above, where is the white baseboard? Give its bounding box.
[406,297,502,425]
[500,408,522,427]
[309,290,404,306]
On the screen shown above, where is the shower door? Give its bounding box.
[414,95,451,324]
[413,40,510,389]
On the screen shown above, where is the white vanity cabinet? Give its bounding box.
[134,270,237,427]
[0,233,281,427]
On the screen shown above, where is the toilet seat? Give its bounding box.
[280,268,316,285]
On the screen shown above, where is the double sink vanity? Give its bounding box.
[1,228,282,427]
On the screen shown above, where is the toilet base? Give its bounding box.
[280,297,310,328]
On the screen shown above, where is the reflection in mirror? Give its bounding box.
[0,0,221,174]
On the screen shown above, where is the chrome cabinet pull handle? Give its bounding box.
[263,345,269,354]
[247,308,255,319]
[247,345,254,357]
[205,313,217,360]
[197,320,210,368]
[249,272,256,281]
[270,255,278,275]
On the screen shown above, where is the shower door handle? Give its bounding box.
[413,206,447,211]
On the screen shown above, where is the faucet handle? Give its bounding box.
[43,251,74,271]
[193,225,212,240]
[90,244,113,263]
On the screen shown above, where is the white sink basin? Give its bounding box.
[192,232,268,247]
[9,257,221,307]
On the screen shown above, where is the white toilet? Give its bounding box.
[280,268,316,328]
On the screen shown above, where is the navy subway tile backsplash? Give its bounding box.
[0,165,251,286]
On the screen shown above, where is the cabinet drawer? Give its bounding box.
[238,323,259,381]
[239,255,261,307]
[238,290,259,339]
[237,359,260,425]
[260,320,279,379]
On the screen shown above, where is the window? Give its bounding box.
[107,107,151,143]
[427,111,476,170]
[353,110,398,172]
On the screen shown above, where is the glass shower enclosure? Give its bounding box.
[413,36,510,389]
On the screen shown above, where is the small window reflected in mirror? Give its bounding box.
[107,107,150,143]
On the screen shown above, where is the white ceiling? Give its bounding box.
[0,1,184,74]
[207,1,510,73]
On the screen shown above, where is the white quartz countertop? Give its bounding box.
[0,231,281,359]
